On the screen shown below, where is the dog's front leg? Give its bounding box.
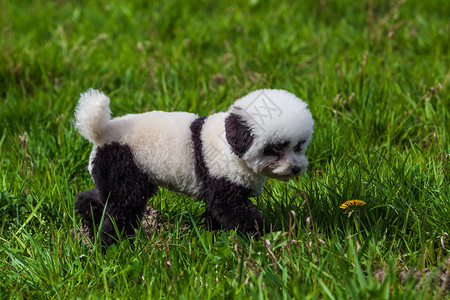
[205,191,270,238]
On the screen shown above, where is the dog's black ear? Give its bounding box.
[225,112,254,157]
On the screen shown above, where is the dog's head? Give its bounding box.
[225,89,314,181]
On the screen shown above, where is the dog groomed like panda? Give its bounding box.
[75,89,314,246]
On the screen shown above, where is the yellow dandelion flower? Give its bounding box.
[339,200,366,210]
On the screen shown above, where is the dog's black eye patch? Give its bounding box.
[263,141,288,157]
[293,140,306,152]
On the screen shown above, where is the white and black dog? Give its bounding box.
[75,89,314,246]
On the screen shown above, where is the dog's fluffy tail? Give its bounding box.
[75,89,111,144]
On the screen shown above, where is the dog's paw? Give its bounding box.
[75,189,104,225]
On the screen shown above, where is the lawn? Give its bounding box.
[1,0,449,298]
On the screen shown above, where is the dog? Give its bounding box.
[75,89,314,246]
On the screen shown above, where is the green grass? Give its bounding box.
[1,0,449,298]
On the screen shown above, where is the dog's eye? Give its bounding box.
[294,140,306,152]
[263,142,288,157]
[263,147,279,156]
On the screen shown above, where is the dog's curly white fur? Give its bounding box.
[75,89,314,245]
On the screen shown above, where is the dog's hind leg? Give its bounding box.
[89,142,158,247]
[75,189,104,229]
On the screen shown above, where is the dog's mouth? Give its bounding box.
[261,164,305,181]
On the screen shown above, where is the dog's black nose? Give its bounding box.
[292,166,302,175]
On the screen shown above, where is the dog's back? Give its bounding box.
[76,90,201,196]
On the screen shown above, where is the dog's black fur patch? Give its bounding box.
[191,117,268,237]
[76,142,158,247]
[225,112,254,158]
